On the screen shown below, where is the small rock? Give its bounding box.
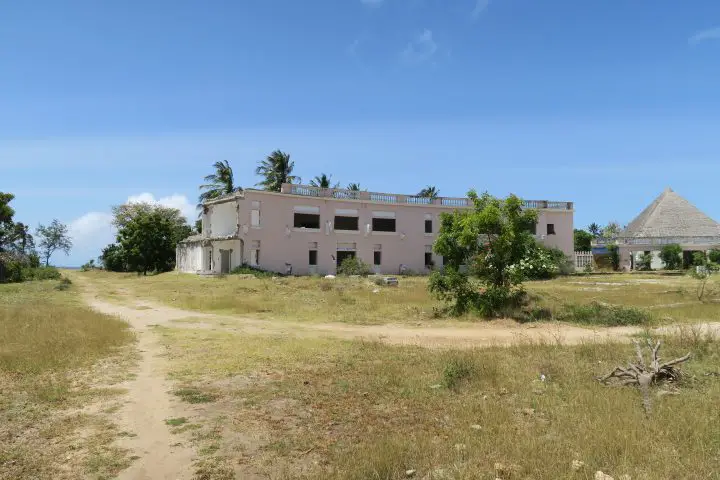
[498,387,509,395]
[372,288,380,293]
[470,424,482,430]
[571,459,585,471]
[405,469,416,477]
[324,275,336,279]
[618,475,631,480]
[522,408,535,416]
[430,384,442,389]
[594,471,614,480]
[540,374,546,382]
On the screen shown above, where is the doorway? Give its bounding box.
[220,249,231,274]
[336,250,356,267]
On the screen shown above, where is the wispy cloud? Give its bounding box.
[401,29,438,65]
[471,0,490,19]
[689,27,720,45]
[360,0,384,7]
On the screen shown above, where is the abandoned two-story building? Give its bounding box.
[177,184,575,275]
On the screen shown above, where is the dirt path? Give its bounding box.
[80,286,197,480]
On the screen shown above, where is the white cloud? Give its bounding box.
[360,0,384,6]
[66,192,195,266]
[689,27,720,45]
[401,29,438,65]
[471,0,490,19]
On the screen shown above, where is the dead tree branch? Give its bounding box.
[598,340,691,414]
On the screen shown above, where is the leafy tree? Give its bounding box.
[660,244,683,270]
[607,244,621,271]
[587,222,602,237]
[709,248,720,264]
[198,160,240,208]
[112,203,191,275]
[692,251,707,267]
[429,191,538,316]
[255,150,299,192]
[601,221,622,242]
[0,193,17,253]
[194,219,202,234]
[36,219,72,266]
[637,251,653,271]
[100,243,127,272]
[690,260,719,301]
[347,183,362,191]
[574,229,593,251]
[310,173,339,189]
[418,186,440,199]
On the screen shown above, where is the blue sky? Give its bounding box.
[2,0,720,265]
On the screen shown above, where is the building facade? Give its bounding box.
[177,184,575,276]
[617,188,720,270]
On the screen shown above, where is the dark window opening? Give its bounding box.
[546,223,556,235]
[372,218,396,232]
[335,216,359,231]
[309,250,318,265]
[529,222,537,235]
[336,250,356,266]
[425,219,433,234]
[374,251,382,266]
[424,252,433,267]
[294,213,320,229]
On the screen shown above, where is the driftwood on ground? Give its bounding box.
[598,339,691,414]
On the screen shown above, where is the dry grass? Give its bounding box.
[0,279,135,479]
[82,270,720,326]
[155,325,720,479]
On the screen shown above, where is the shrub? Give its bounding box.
[558,302,651,326]
[229,264,275,278]
[708,248,720,264]
[337,257,371,276]
[80,259,96,271]
[660,244,683,270]
[692,251,707,267]
[27,266,61,281]
[54,276,72,291]
[441,355,475,390]
[607,244,620,271]
[637,251,653,271]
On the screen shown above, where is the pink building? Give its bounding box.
[177,184,574,275]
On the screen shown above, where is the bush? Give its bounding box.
[441,355,475,390]
[692,251,707,267]
[80,259,96,271]
[337,257,371,276]
[708,248,720,264]
[54,276,72,291]
[607,244,620,271]
[558,302,652,326]
[229,264,275,278]
[637,251,653,271]
[0,258,60,283]
[660,244,683,270]
[26,266,61,281]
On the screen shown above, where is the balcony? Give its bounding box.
[280,184,573,210]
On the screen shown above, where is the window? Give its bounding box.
[251,209,260,227]
[425,219,432,234]
[334,216,359,231]
[372,218,396,232]
[250,240,260,266]
[425,252,433,267]
[294,213,320,229]
[309,250,318,265]
[547,223,556,235]
[374,251,382,266]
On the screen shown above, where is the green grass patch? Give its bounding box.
[557,301,652,326]
[172,388,218,404]
[165,417,189,426]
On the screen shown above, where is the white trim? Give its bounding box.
[335,230,360,235]
[335,208,358,216]
[371,231,398,236]
[294,205,320,214]
[424,233,434,237]
[293,227,321,233]
[372,211,396,219]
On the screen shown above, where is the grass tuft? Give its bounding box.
[172,388,218,404]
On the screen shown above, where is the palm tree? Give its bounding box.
[588,222,602,238]
[347,183,362,191]
[310,173,339,189]
[417,186,440,199]
[255,150,299,192]
[198,160,239,206]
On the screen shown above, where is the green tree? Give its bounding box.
[255,150,299,192]
[112,203,191,275]
[310,173,339,189]
[637,251,653,271]
[417,186,440,199]
[0,193,17,252]
[708,248,720,264]
[100,243,127,272]
[194,219,202,234]
[429,191,538,316]
[587,222,602,237]
[660,244,683,270]
[347,183,362,191]
[607,244,621,271]
[574,229,593,251]
[36,219,72,266]
[198,160,240,206]
[601,221,622,242]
